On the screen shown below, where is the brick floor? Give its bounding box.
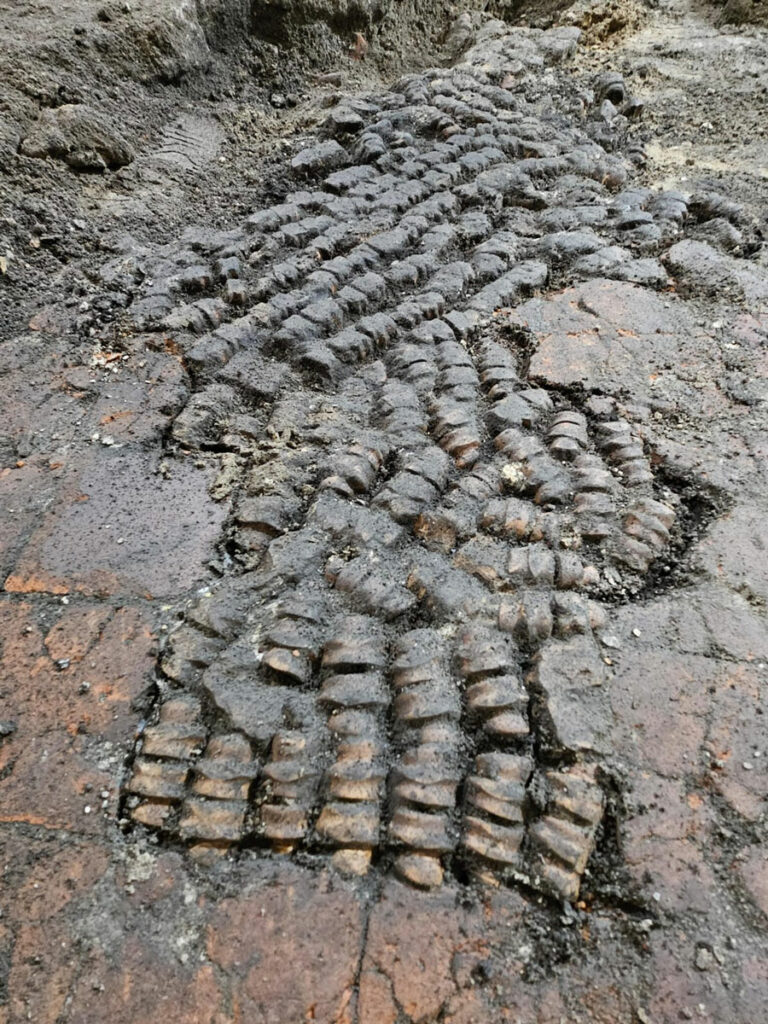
[3,10,768,1023]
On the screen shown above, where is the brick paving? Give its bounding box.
[2,12,768,1024]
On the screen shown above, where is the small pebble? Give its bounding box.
[694,946,714,971]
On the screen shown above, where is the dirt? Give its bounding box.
[0,0,470,342]
[1,0,768,1022]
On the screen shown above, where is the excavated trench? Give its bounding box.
[109,17,750,909]
[2,0,768,1019]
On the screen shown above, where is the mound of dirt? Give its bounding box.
[19,103,135,172]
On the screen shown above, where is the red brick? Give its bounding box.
[521,280,721,415]
[622,772,716,912]
[0,459,59,580]
[442,987,488,1024]
[44,603,113,663]
[569,982,637,1024]
[206,866,362,1024]
[2,835,110,1024]
[114,849,188,908]
[5,447,227,598]
[648,938,737,1024]
[625,835,716,914]
[14,841,110,920]
[68,942,230,1024]
[494,983,566,1024]
[705,663,768,822]
[360,879,485,1023]
[358,969,398,1024]
[8,919,77,1024]
[610,648,711,777]
[693,504,768,604]
[0,601,154,831]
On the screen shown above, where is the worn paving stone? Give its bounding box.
[523,279,726,415]
[692,503,768,604]
[1,833,110,1024]
[205,867,363,1024]
[0,600,155,831]
[4,450,228,598]
[360,879,487,1021]
[68,946,229,1024]
[0,459,61,582]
